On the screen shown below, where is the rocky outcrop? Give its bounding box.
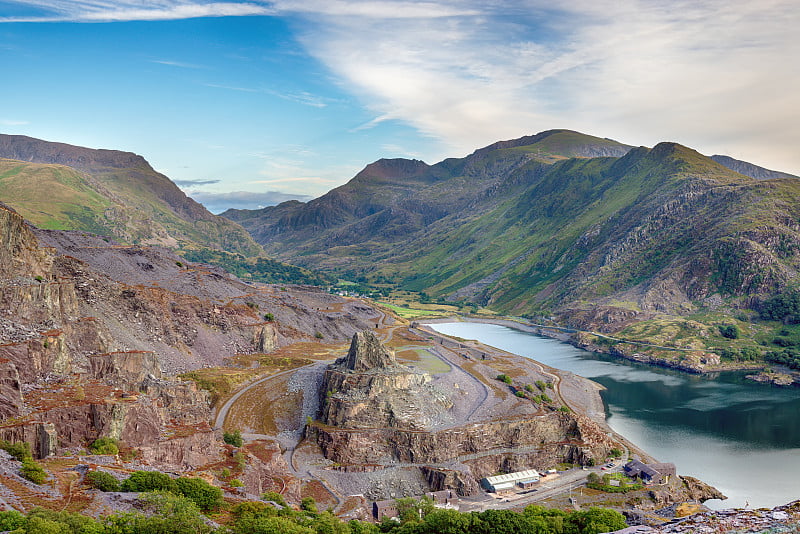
[89,351,162,391]
[646,475,726,509]
[0,361,23,419]
[320,330,452,430]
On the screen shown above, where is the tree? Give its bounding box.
[175,477,223,511]
[120,471,178,493]
[718,324,740,339]
[107,492,213,534]
[90,437,119,455]
[86,470,120,491]
[300,496,317,514]
[224,430,244,447]
[21,458,47,484]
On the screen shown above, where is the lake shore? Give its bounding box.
[417,317,658,464]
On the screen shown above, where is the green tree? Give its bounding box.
[120,471,178,493]
[86,470,120,491]
[89,437,119,455]
[224,429,244,447]
[21,458,47,484]
[0,440,32,461]
[175,477,223,511]
[0,510,25,531]
[262,491,287,507]
[107,492,212,534]
[300,496,317,514]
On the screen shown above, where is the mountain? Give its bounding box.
[0,134,262,257]
[711,154,799,180]
[223,130,800,324]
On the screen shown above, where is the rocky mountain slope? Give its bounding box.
[0,200,376,470]
[224,130,800,326]
[0,134,262,257]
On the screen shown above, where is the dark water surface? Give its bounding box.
[429,322,800,509]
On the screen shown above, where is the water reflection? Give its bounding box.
[429,322,800,508]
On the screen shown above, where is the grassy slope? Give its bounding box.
[0,160,114,234]
[0,157,262,257]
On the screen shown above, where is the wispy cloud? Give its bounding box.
[0,1,274,23]
[205,82,330,107]
[0,119,29,126]
[173,178,221,186]
[276,0,800,171]
[151,59,207,69]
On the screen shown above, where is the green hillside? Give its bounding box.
[0,135,263,257]
[225,130,800,328]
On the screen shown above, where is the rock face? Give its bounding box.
[320,330,452,430]
[0,201,376,471]
[314,331,618,498]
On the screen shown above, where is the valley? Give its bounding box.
[0,131,799,532]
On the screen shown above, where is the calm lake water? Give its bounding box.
[429,321,800,509]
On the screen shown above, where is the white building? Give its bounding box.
[481,469,541,493]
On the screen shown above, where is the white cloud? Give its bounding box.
[0,1,274,22]
[275,0,800,172]
[0,119,30,126]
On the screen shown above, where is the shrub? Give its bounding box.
[121,471,178,493]
[262,491,287,507]
[263,312,274,321]
[21,459,46,484]
[515,391,526,398]
[496,374,512,385]
[223,430,243,447]
[718,324,740,339]
[229,479,243,488]
[176,477,223,511]
[524,384,534,392]
[86,470,120,491]
[314,332,323,339]
[300,497,317,513]
[0,510,24,531]
[90,437,119,455]
[0,440,32,461]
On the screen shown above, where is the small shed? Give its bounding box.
[482,469,541,493]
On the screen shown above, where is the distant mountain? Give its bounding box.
[224,130,800,324]
[0,134,262,257]
[711,154,798,180]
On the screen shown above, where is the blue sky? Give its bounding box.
[1,1,799,213]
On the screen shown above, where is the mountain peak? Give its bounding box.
[0,134,149,173]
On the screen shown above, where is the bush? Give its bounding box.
[90,437,119,455]
[0,510,24,531]
[121,471,178,493]
[496,374,512,384]
[175,477,223,511]
[0,440,32,461]
[21,459,46,484]
[262,491,287,507]
[314,332,324,339]
[263,313,274,321]
[223,430,243,447]
[515,391,526,398]
[86,470,120,491]
[300,496,317,513]
[718,324,740,339]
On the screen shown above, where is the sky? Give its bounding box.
[1,1,799,213]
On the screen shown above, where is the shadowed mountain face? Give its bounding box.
[0,134,263,257]
[224,130,800,318]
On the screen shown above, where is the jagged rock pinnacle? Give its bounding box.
[343,330,396,372]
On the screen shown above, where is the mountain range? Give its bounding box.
[222,129,800,327]
[0,134,262,257]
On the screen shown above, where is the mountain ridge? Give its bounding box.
[223,131,800,328]
[0,134,263,257]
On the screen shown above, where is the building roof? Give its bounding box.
[483,469,540,485]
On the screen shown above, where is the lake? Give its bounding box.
[429,321,800,509]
